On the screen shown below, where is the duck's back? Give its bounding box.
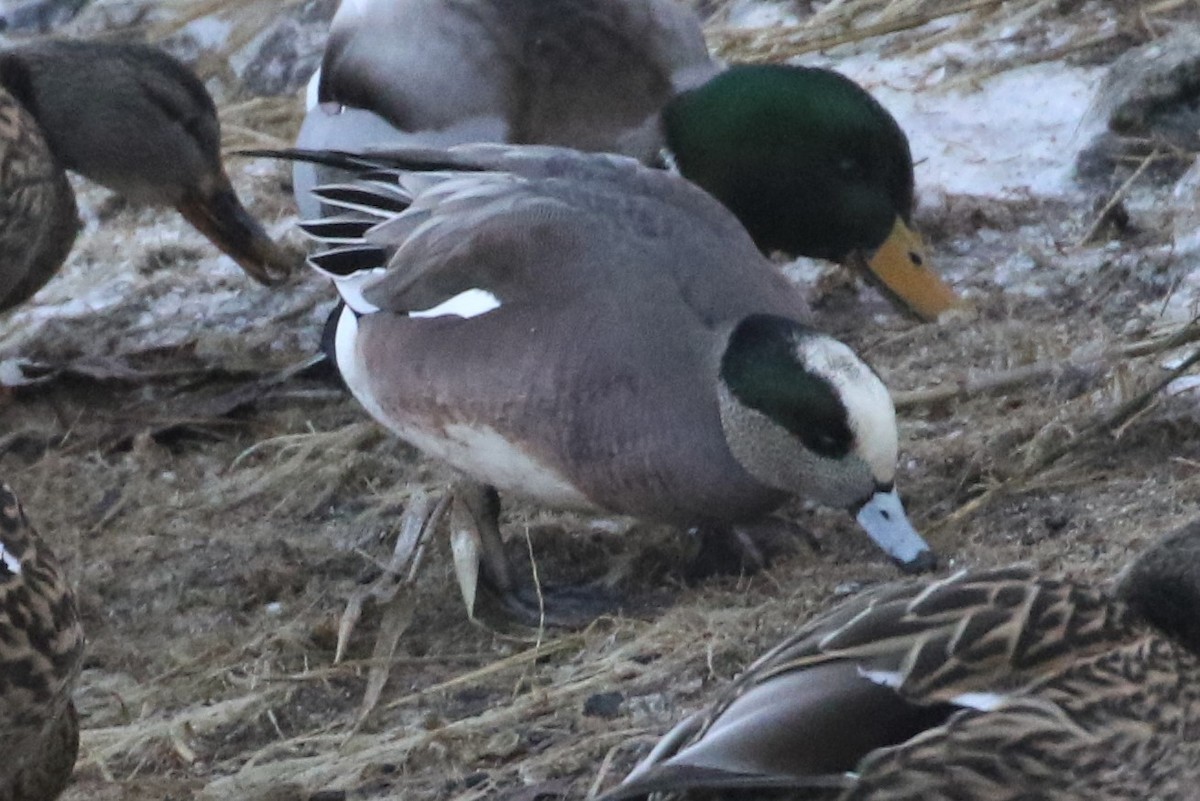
[320,0,716,162]
[847,639,1200,801]
[0,86,77,313]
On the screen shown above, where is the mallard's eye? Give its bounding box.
[837,157,866,180]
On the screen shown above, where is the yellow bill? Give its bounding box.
[853,217,960,322]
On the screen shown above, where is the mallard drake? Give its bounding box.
[299,0,959,322]
[267,142,934,624]
[600,519,1200,801]
[0,481,84,801]
[0,39,293,313]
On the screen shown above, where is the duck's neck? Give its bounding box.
[1118,520,1200,653]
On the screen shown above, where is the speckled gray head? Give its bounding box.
[718,314,934,571]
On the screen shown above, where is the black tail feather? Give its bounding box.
[235,147,485,176]
[308,245,387,277]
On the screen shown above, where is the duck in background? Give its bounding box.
[298,0,959,322]
[0,39,294,314]
[599,519,1200,801]
[0,481,85,801]
[261,142,936,626]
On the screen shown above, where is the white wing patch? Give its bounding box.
[949,691,1007,711]
[0,542,21,575]
[858,666,1007,711]
[857,666,903,689]
[409,289,501,319]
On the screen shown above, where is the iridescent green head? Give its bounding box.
[664,64,914,261]
[665,64,961,322]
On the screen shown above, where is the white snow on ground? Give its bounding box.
[717,7,1113,201]
[854,60,1103,200]
[807,43,1106,201]
[718,0,799,28]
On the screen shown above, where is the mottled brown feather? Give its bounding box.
[605,523,1200,800]
[0,86,78,313]
[0,482,84,801]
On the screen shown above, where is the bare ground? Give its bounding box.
[2,2,1200,801]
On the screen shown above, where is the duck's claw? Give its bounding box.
[450,481,624,630]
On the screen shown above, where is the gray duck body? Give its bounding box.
[281,143,930,570]
[323,146,804,525]
[317,0,713,162]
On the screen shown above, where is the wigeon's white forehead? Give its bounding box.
[796,335,898,483]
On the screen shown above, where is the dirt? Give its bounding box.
[2,3,1200,801]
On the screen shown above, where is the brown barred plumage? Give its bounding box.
[602,520,1200,801]
[0,482,84,801]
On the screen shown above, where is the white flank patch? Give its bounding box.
[326,269,385,315]
[334,308,390,427]
[409,289,501,319]
[0,542,21,575]
[401,423,589,506]
[305,68,321,111]
[335,307,584,505]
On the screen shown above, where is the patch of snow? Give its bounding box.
[719,0,799,29]
[810,52,1105,200]
[181,15,233,52]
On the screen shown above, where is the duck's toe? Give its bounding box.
[483,580,627,629]
[686,520,816,582]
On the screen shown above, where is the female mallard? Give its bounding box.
[600,519,1200,800]
[0,482,84,801]
[0,39,293,313]
[272,142,934,625]
[298,0,958,321]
